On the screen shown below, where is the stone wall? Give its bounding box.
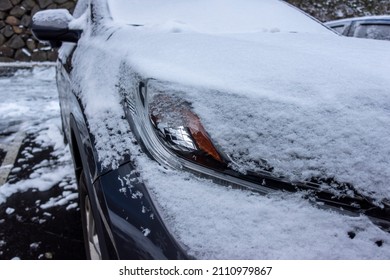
[0,0,77,63]
[287,0,390,22]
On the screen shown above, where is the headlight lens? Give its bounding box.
[149,93,223,164]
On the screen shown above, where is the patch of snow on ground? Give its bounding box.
[0,66,77,209]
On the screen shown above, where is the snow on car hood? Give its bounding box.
[104,27,390,203]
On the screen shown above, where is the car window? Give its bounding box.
[354,23,390,40]
[331,24,347,34]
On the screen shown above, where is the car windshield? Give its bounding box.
[107,0,332,34]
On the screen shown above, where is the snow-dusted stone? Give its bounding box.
[21,0,37,10]
[12,25,24,34]
[15,48,31,61]
[26,38,36,50]
[10,6,27,18]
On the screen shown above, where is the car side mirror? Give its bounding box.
[32,9,82,48]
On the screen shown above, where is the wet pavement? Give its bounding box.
[0,64,86,259]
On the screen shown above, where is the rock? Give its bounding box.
[37,0,52,9]
[0,34,5,46]
[3,25,14,38]
[11,0,23,5]
[7,35,25,49]
[0,11,6,20]
[47,50,58,61]
[5,16,21,26]
[0,20,5,30]
[12,25,24,34]
[37,41,49,49]
[26,38,36,50]
[20,14,31,27]
[54,0,68,4]
[31,5,40,17]
[10,6,27,18]
[15,48,32,61]
[0,0,13,12]
[21,0,36,10]
[0,46,14,57]
[59,2,75,11]
[0,57,15,62]
[47,3,58,9]
[31,51,47,61]
[20,33,29,41]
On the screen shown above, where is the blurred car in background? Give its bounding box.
[325,16,390,40]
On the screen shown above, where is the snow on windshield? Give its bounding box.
[107,0,331,34]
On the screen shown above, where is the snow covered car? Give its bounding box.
[32,0,390,259]
[325,16,390,40]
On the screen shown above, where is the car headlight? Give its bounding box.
[126,81,228,172]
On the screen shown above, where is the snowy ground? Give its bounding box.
[0,64,85,260]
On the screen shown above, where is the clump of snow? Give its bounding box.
[40,192,78,210]
[29,242,40,250]
[66,202,78,210]
[5,208,15,215]
[32,9,73,29]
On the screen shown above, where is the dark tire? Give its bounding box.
[78,171,102,260]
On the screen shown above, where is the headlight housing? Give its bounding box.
[126,81,231,171]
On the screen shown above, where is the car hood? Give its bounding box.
[106,28,390,202]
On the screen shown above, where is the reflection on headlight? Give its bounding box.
[149,93,224,163]
[157,125,197,152]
